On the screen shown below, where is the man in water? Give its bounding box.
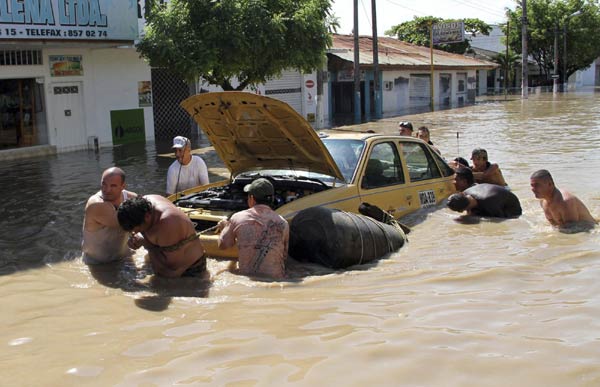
[398,121,413,136]
[117,195,206,277]
[453,167,475,192]
[530,169,597,227]
[416,126,440,154]
[447,183,522,218]
[217,178,288,279]
[470,148,508,187]
[166,136,209,196]
[82,167,137,264]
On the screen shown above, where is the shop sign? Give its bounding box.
[49,55,83,77]
[0,0,137,41]
[432,21,465,45]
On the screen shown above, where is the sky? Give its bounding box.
[331,0,516,35]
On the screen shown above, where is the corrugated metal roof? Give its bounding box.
[329,34,498,70]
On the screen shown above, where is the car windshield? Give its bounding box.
[234,169,344,186]
[321,139,365,182]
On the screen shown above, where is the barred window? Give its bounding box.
[0,50,43,66]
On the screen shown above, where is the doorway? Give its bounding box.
[0,78,39,149]
[51,82,86,150]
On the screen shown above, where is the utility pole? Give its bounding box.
[553,22,559,94]
[429,21,435,111]
[505,21,509,100]
[563,21,567,92]
[563,11,582,92]
[521,0,528,99]
[371,0,381,119]
[353,0,361,124]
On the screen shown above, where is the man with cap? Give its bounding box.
[217,178,289,279]
[166,136,209,196]
[398,121,413,136]
[470,148,508,187]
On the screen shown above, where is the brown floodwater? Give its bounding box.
[1,91,599,386]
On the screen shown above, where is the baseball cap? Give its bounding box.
[172,136,189,149]
[471,148,488,160]
[244,178,274,200]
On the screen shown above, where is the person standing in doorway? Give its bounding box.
[166,136,209,196]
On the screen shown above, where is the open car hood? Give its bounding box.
[180,92,344,180]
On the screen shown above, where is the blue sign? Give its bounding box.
[0,0,138,41]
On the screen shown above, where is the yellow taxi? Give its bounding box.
[172,92,455,258]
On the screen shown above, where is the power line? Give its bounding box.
[382,0,428,18]
[380,0,508,21]
[448,0,507,19]
[359,0,372,31]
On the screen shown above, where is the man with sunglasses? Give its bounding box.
[166,136,209,196]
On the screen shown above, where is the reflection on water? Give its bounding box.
[1,92,600,385]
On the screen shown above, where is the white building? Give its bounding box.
[0,0,156,158]
[0,0,327,159]
[327,34,497,124]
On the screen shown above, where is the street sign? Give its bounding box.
[305,80,315,88]
[551,74,560,79]
[432,21,465,44]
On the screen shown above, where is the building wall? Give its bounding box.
[576,58,598,87]
[380,69,478,117]
[198,69,330,130]
[40,47,153,151]
[85,48,154,145]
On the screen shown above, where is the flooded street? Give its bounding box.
[1,91,599,386]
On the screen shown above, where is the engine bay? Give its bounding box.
[174,174,331,213]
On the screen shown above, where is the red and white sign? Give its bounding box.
[305,80,315,88]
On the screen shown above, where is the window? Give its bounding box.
[361,142,405,189]
[401,142,442,182]
[0,50,43,66]
[323,139,365,183]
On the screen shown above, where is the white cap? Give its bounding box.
[172,136,189,149]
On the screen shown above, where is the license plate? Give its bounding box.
[419,190,436,208]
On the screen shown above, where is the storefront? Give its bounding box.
[0,0,153,156]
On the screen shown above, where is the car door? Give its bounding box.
[357,141,409,217]
[399,140,454,214]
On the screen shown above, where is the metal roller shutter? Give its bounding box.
[264,70,303,115]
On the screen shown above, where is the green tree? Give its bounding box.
[506,0,600,83]
[137,0,335,91]
[385,16,492,54]
[493,50,521,88]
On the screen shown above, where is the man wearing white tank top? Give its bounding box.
[82,167,137,264]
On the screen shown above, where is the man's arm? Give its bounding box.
[217,219,236,249]
[85,202,120,230]
[166,164,177,195]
